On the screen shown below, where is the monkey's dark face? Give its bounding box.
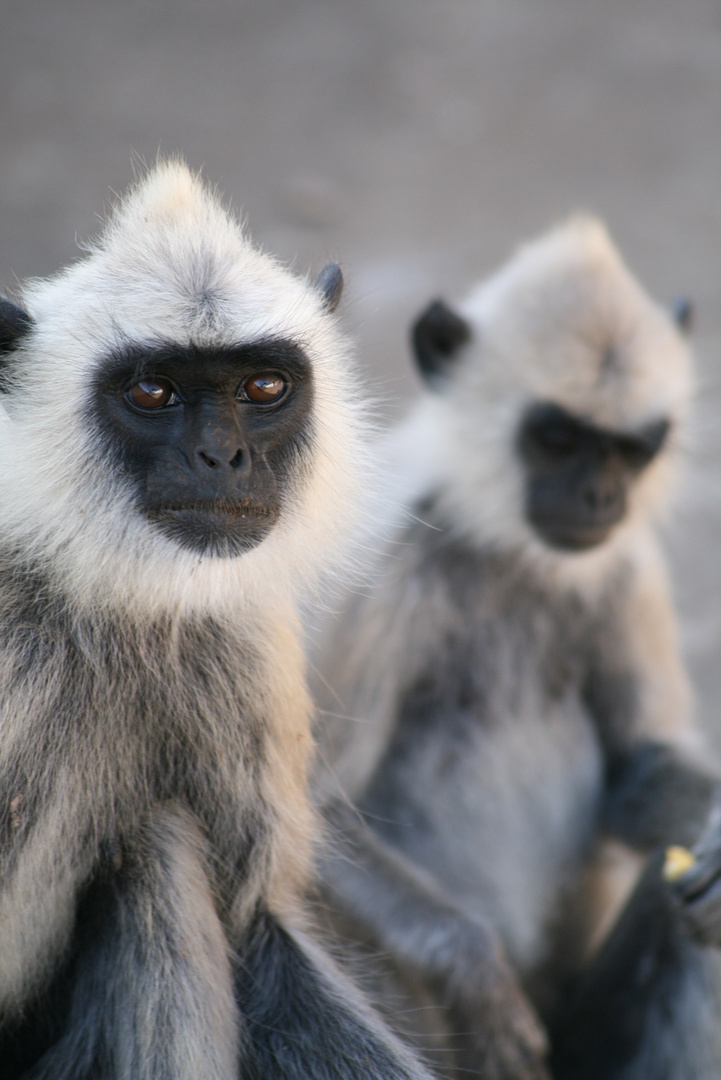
[92,340,313,557]
[518,403,670,551]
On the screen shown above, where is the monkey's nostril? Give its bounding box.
[198,451,219,470]
[583,484,619,513]
[229,450,243,469]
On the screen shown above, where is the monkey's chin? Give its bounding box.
[533,523,616,553]
[146,501,280,558]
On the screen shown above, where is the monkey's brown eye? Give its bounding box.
[241,372,288,404]
[128,378,176,410]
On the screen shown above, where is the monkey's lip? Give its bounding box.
[530,512,620,551]
[148,500,277,524]
[538,524,615,551]
[146,499,280,557]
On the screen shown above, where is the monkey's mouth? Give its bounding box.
[149,499,277,523]
[146,500,280,556]
[535,522,616,552]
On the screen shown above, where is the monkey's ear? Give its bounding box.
[411,299,472,385]
[0,298,33,356]
[671,297,693,334]
[314,263,344,314]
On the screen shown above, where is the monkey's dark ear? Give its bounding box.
[0,298,33,355]
[671,297,693,334]
[411,299,472,385]
[314,263,344,314]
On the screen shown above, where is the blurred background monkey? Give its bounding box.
[315,218,721,1080]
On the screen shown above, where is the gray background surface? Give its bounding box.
[2,0,721,737]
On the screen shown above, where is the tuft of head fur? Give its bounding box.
[0,162,368,619]
[393,216,693,587]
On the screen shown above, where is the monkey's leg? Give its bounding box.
[549,813,721,1080]
[315,801,550,1080]
[235,906,436,1080]
[23,804,239,1080]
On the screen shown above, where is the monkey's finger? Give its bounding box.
[682,873,721,946]
[671,842,721,903]
[664,837,721,945]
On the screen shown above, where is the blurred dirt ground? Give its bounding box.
[2,0,721,739]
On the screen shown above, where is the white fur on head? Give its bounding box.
[0,161,367,618]
[391,216,693,588]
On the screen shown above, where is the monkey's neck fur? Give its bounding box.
[0,559,314,1009]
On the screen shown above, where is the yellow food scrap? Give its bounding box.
[663,845,697,882]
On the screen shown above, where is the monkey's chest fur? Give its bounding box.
[0,584,275,916]
[356,538,609,977]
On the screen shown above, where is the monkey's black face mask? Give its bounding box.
[92,340,314,557]
[518,402,669,552]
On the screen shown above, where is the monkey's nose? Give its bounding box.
[581,470,625,521]
[196,447,245,472]
[583,485,617,511]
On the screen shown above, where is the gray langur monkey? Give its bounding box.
[313,217,721,1080]
[0,162,435,1080]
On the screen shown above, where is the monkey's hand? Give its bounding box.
[424,916,551,1080]
[667,797,721,947]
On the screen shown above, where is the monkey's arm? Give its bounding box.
[603,740,719,849]
[0,765,100,1042]
[587,542,720,849]
[315,800,551,1080]
[7,804,239,1080]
